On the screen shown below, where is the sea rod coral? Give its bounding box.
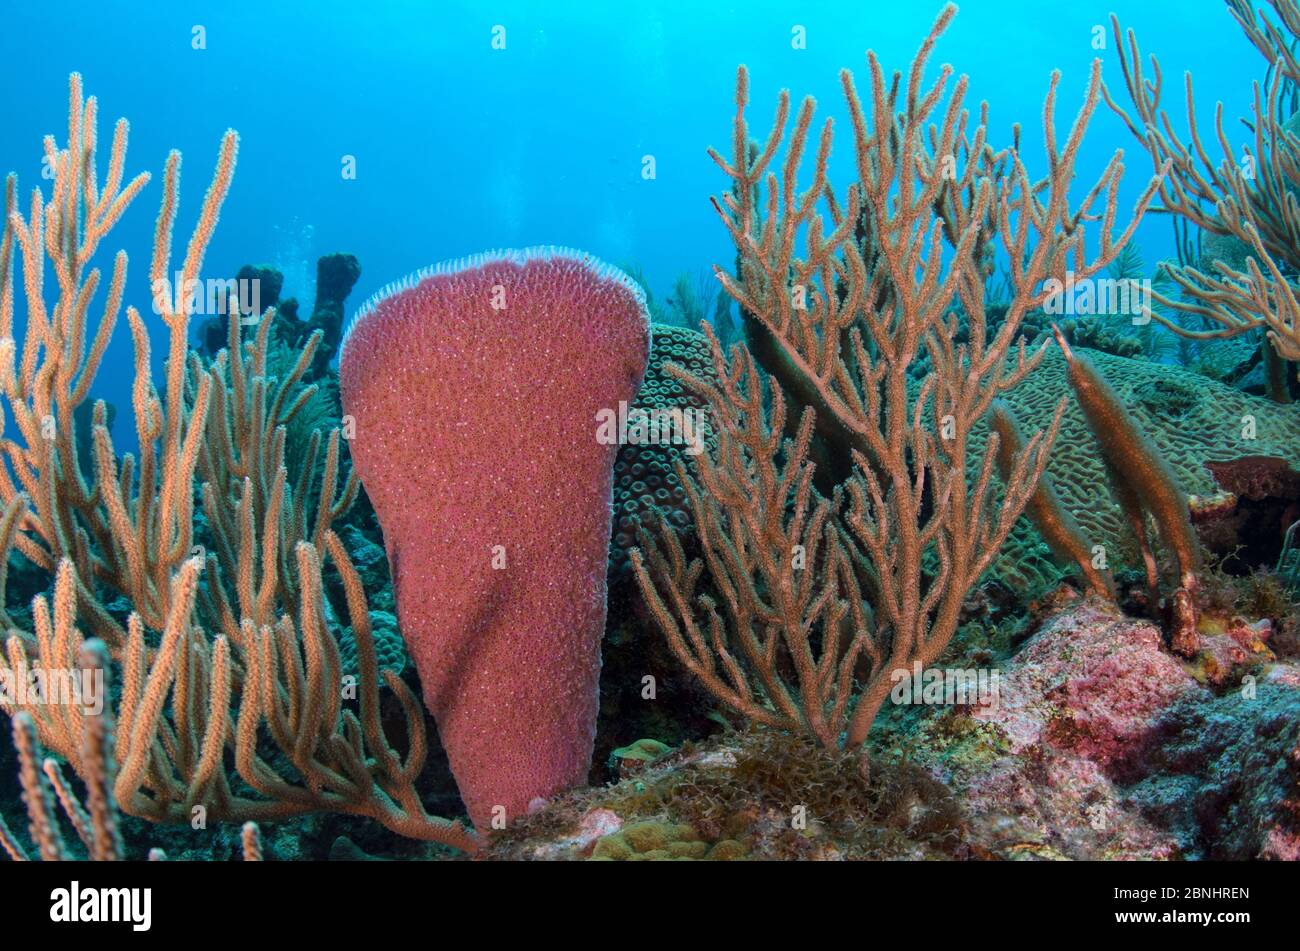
[339,249,649,830]
[0,638,265,862]
[1051,326,1203,653]
[0,74,476,851]
[1103,0,1300,367]
[632,4,1164,754]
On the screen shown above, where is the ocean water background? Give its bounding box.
[0,0,1261,450]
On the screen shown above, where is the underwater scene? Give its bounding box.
[0,0,1298,913]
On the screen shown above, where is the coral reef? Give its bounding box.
[1126,670,1300,860]
[197,254,360,385]
[302,252,360,376]
[466,590,1300,862]
[4,4,1299,870]
[482,728,969,861]
[894,599,1298,860]
[338,249,649,830]
[0,640,265,862]
[1,641,123,861]
[1052,328,1201,642]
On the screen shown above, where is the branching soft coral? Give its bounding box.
[0,75,476,851]
[0,639,265,862]
[633,4,1163,754]
[1103,0,1300,366]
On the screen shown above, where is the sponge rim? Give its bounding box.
[339,246,648,366]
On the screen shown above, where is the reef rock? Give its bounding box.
[477,598,1300,860]
[1123,664,1300,860]
[907,600,1300,860]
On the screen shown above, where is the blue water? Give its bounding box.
[0,0,1262,448]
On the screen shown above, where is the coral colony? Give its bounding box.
[2,0,1300,873]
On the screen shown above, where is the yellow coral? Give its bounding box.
[588,819,719,861]
[705,840,748,861]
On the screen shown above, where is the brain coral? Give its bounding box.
[336,609,407,677]
[982,347,1300,588]
[338,248,649,830]
[609,324,718,582]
